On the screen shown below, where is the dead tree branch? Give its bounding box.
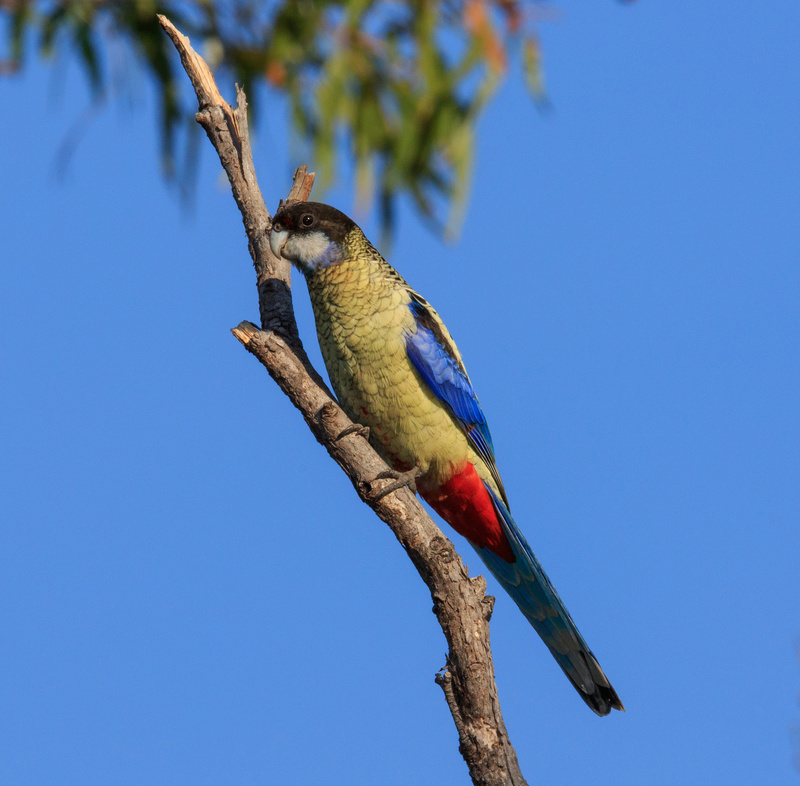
[158,15,528,786]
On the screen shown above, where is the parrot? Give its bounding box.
[269,201,624,716]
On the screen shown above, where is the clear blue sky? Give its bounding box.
[2,2,800,784]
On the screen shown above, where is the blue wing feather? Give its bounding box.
[405,300,507,503]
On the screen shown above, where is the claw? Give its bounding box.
[370,466,422,501]
[335,423,370,441]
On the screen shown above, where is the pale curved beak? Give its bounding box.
[269,227,289,259]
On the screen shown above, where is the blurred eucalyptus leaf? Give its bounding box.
[1,0,551,237]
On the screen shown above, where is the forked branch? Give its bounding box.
[158,15,528,786]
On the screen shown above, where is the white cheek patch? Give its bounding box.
[286,231,341,271]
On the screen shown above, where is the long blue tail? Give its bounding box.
[474,484,624,716]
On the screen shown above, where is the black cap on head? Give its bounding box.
[272,201,357,245]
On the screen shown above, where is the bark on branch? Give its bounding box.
[158,15,528,786]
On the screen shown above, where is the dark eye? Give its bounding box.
[272,221,283,232]
[301,214,314,227]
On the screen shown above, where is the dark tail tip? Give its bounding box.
[584,683,625,716]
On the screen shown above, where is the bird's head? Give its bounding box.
[269,201,356,274]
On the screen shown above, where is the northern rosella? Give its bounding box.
[269,201,623,716]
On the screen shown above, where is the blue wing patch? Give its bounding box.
[405,297,508,505]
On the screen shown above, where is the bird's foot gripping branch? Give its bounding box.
[366,467,423,502]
